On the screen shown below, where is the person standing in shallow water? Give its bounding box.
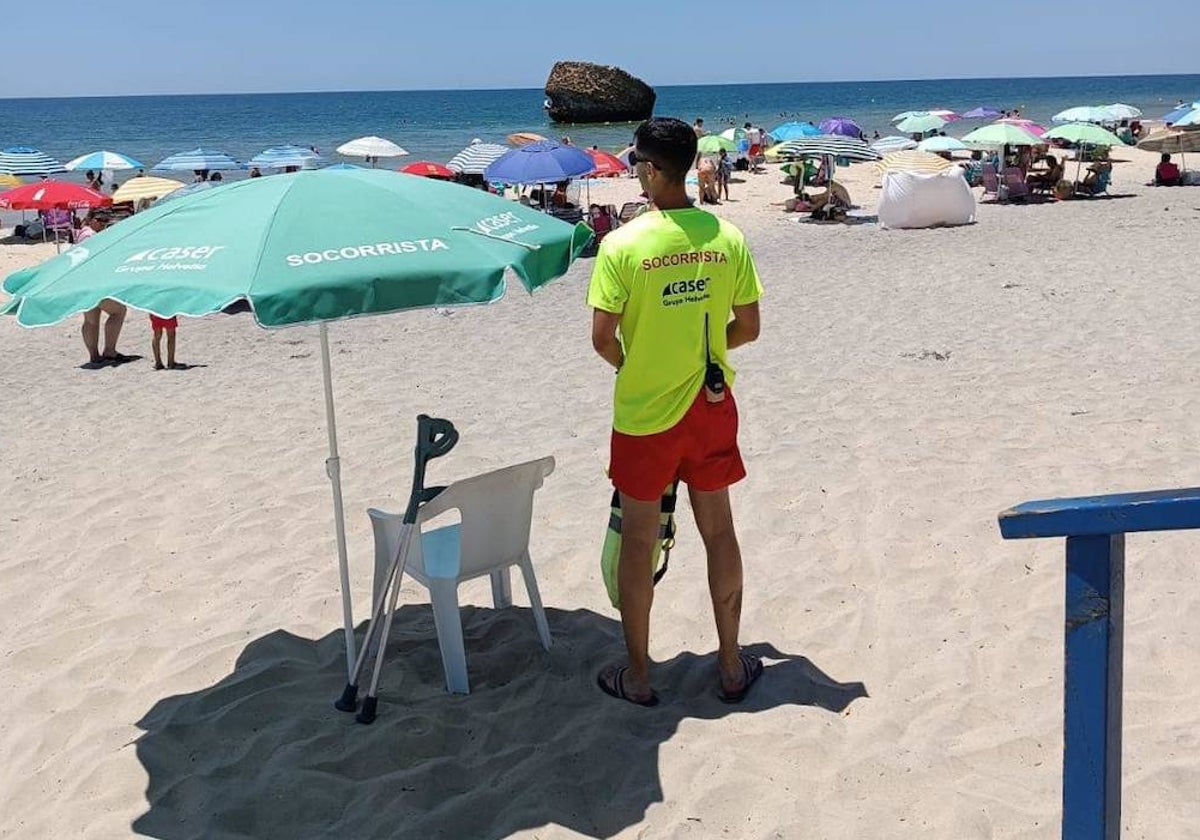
[587,117,764,706]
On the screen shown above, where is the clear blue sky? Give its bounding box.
[8,0,1199,97]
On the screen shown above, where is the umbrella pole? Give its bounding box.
[320,322,356,681]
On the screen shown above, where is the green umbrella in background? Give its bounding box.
[960,122,1043,148]
[2,168,592,678]
[1043,122,1125,182]
[894,112,947,135]
[697,134,736,154]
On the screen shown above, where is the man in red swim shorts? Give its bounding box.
[588,117,764,706]
[149,314,182,370]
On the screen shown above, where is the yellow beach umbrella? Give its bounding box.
[111,175,185,204]
[0,173,21,189]
[507,132,548,146]
[875,150,955,175]
[763,141,793,161]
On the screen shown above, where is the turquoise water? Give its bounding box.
[1,74,1197,173]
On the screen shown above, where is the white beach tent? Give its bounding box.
[877,169,976,230]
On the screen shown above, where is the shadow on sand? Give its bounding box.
[133,605,867,840]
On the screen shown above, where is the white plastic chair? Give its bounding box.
[367,456,555,694]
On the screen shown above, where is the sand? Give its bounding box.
[3,148,1200,839]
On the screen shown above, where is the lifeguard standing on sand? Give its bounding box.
[588,117,764,706]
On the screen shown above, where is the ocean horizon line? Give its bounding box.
[2,71,1197,103]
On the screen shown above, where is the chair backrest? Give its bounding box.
[417,456,555,577]
[982,165,999,193]
[44,208,72,230]
[1002,167,1029,195]
[618,201,644,222]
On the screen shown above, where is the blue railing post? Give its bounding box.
[1063,534,1123,840]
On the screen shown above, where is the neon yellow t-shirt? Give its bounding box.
[587,207,763,436]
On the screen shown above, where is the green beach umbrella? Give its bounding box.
[894,112,947,135]
[1042,122,1125,148]
[2,168,591,678]
[697,134,736,154]
[960,122,1043,148]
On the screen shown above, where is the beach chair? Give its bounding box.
[1075,169,1111,197]
[1002,167,1030,201]
[366,456,555,694]
[42,208,74,246]
[981,164,1000,199]
[618,201,646,223]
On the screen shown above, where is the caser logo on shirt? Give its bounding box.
[661,276,712,307]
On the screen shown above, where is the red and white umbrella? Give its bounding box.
[0,179,112,210]
[585,149,627,177]
[400,160,455,179]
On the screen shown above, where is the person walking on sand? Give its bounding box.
[76,212,134,369]
[588,117,764,707]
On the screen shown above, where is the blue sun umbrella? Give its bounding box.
[153,148,246,172]
[769,121,821,141]
[483,140,596,184]
[247,145,323,169]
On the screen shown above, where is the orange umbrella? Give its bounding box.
[585,149,627,177]
[507,132,548,146]
[400,161,455,179]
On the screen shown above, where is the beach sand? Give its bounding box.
[3,148,1200,839]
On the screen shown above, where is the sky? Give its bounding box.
[5,0,1199,98]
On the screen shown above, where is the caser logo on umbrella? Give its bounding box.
[117,245,226,274]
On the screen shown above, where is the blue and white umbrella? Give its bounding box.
[1163,101,1200,124]
[483,140,595,184]
[446,141,510,175]
[157,180,219,202]
[870,135,919,154]
[1172,107,1200,128]
[152,148,245,172]
[64,150,143,171]
[917,135,968,153]
[247,145,323,169]
[0,147,66,176]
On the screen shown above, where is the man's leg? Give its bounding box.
[615,493,662,700]
[81,308,102,362]
[166,329,177,367]
[689,486,746,692]
[99,300,126,359]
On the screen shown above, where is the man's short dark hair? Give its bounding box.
[634,117,698,182]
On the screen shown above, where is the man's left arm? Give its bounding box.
[591,310,624,370]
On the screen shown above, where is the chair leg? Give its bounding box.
[518,555,552,650]
[490,568,513,609]
[428,579,470,694]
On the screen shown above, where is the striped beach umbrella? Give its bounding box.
[446,141,510,175]
[774,135,881,161]
[111,176,186,204]
[153,148,245,172]
[247,145,323,169]
[875,150,955,175]
[870,135,919,154]
[0,147,66,176]
[64,150,143,171]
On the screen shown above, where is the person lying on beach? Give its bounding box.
[1155,153,1182,186]
[807,181,852,219]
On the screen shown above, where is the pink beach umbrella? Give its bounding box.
[998,118,1047,137]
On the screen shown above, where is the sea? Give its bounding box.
[2,74,1198,175]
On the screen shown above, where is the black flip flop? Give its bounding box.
[597,666,659,707]
[717,653,764,704]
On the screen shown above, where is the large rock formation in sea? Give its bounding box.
[544,62,655,124]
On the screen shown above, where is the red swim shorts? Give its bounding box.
[149,315,179,330]
[609,388,746,502]
[748,144,762,157]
